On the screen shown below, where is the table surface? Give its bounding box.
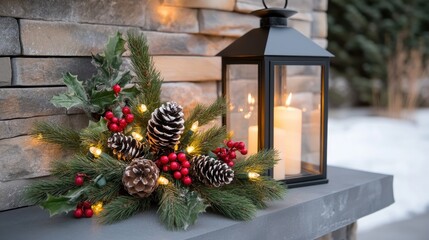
[0,166,394,240]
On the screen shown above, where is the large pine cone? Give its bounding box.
[191,155,234,187]
[107,132,146,161]
[146,102,185,153]
[122,158,160,198]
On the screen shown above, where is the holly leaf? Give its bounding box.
[184,190,207,229]
[62,72,88,102]
[51,93,85,109]
[90,89,117,111]
[104,32,126,70]
[112,71,132,87]
[87,118,109,132]
[120,85,139,100]
[40,194,76,217]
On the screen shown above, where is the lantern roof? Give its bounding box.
[217,8,333,58]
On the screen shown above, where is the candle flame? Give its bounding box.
[248,93,252,104]
[286,93,293,106]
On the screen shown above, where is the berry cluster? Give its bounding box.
[213,140,248,167]
[74,173,87,186]
[112,84,121,96]
[104,106,134,132]
[73,201,93,218]
[156,152,192,186]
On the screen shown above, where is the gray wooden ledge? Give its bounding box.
[0,166,394,240]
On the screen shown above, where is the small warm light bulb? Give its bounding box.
[36,133,43,140]
[131,132,143,141]
[158,176,169,185]
[139,104,147,113]
[286,93,293,106]
[191,121,199,132]
[89,147,102,158]
[248,172,260,179]
[91,202,103,215]
[174,144,179,151]
[186,146,195,154]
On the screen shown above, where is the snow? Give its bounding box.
[327,109,429,232]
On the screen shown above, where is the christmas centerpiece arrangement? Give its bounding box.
[25,32,285,230]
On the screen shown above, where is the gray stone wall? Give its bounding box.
[0,0,328,210]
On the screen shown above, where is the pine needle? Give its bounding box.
[99,196,151,224]
[127,31,163,128]
[234,149,279,174]
[185,98,226,130]
[32,122,81,151]
[24,179,75,205]
[187,126,227,155]
[199,188,256,221]
[86,182,122,203]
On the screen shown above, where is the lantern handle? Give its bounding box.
[262,0,288,9]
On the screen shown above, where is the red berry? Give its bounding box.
[108,123,119,132]
[226,140,234,148]
[173,171,182,179]
[74,208,83,218]
[162,166,170,172]
[236,142,246,150]
[111,117,119,124]
[221,148,227,154]
[119,119,128,128]
[213,147,221,154]
[83,201,91,209]
[182,176,192,186]
[181,161,190,168]
[160,156,169,165]
[84,209,93,218]
[75,176,84,186]
[125,114,134,123]
[168,153,177,162]
[177,152,187,162]
[104,111,114,119]
[155,161,161,168]
[180,168,189,176]
[112,84,121,94]
[240,149,248,155]
[122,106,131,115]
[117,126,124,132]
[170,161,179,171]
[77,202,83,209]
[227,161,235,167]
[229,151,236,159]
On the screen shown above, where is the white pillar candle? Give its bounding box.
[274,94,303,175]
[248,125,286,180]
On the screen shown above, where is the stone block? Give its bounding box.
[163,0,235,11]
[235,0,313,13]
[0,17,20,55]
[0,136,71,181]
[0,114,88,140]
[20,20,235,56]
[0,179,35,211]
[161,81,218,116]
[153,56,221,81]
[0,87,66,120]
[199,9,258,37]
[311,12,327,38]
[12,58,96,86]
[0,0,73,21]
[313,0,328,11]
[0,58,12,86]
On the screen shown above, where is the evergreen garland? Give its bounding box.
[25,31,286,230]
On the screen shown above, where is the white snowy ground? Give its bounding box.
[327,108,429,232]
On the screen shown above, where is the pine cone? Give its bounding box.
[107,132,145,161]
[146,102,185,153]
[191,155,234,187]
[122,158,160,198]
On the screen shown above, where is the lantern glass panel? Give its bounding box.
[272,65,322,180]
[225,64,259,152]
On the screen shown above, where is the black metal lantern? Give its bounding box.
[217,0,333,187]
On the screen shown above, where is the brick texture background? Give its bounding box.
[0,0,328,210]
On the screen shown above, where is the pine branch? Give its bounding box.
[187,126,227,155]
[32,122,81,151]
[99,195,151,224]
[127,31,163,127]
[79,119,110,149]
[185,98,226,130]
[234,149,279,174]
[24,179,75,205]
[199,188,256,221]
[157,183,206,230]
[86,181,122,203]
